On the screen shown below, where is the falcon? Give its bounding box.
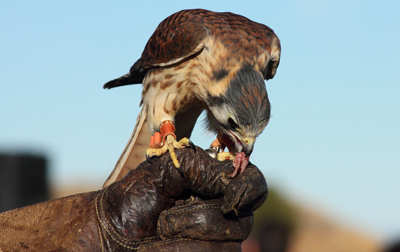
[102,9,281,188]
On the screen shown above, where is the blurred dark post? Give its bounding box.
[0,153,49,212]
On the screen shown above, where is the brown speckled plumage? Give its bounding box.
[103,9,281,188]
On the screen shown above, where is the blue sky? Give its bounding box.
[1,0,399,242]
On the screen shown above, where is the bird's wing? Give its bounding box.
[134,9,208,70]
[104,9,208,90]
[102,105,150,188]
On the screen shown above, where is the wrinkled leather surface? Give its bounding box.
[139,239,242,252]
[157,197,253,241]
[0,192,101,251]
[0,147,268,251]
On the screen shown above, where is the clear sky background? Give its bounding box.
[1,0,399,243]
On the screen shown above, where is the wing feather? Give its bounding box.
[102,106,150,188]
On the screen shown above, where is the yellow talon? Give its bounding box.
[166,135,181,168]
[146,135,193,169]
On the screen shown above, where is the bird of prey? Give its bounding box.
[102,9,281,188]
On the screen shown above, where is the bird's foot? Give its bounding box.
[146,121,195,171]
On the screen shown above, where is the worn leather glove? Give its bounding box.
[0,147,268,251]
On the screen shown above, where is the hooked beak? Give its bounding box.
[223,131,255,157]
[242,139,254,156]
[236,135,255,157]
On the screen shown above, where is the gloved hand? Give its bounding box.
[0,147,268,252]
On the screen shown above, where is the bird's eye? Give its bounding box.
[228,117,239,129]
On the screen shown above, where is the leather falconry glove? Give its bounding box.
[0,147,268,251]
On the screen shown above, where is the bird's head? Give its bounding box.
[206,65,271,158]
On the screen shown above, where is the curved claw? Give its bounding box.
[145,153,153,164]
[176,166,184,178]
[186,139,196,153]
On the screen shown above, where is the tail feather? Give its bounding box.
[102,106,151,188]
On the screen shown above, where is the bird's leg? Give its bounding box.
[161,120,180,168]
[210,138,225,152]
[210,138,234,161]
[210,134,234,162]
[210,132,227,153]
[149,132,162,148]
[146,120,194,169]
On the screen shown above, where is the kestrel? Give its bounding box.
[102,9,281,188]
